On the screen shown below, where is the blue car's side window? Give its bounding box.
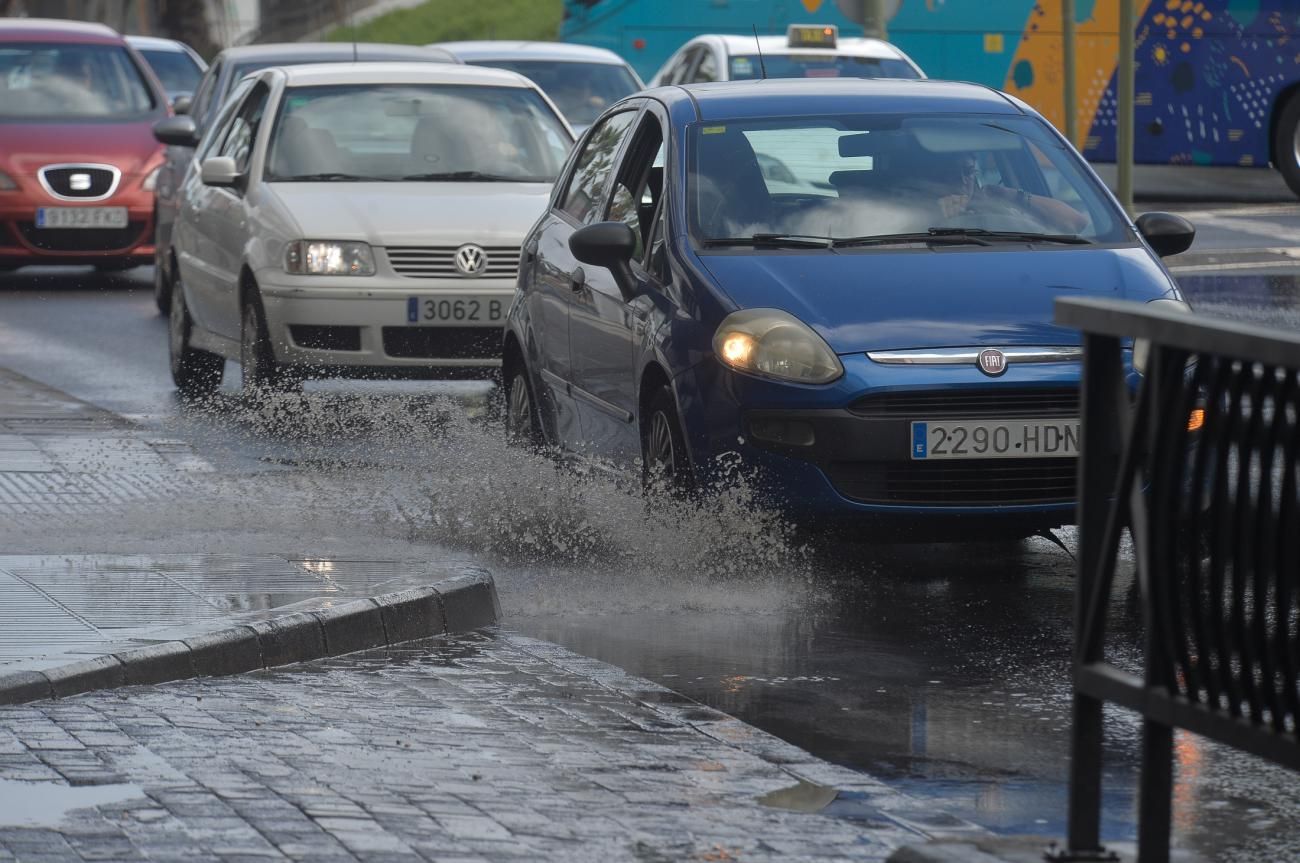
[559,109,637,224]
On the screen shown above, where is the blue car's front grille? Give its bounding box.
[848,387,1079,420]
[826,458,1077,506]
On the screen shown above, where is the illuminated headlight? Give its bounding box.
[284,240,375,276]
[1132,298,1192,375]
[142,167,160,192]
[713,308,843,384]
[0,170,16,191]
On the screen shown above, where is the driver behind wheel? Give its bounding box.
[935,153,1088,234]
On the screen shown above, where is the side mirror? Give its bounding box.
[569,221,638,299]
[153,116,198,148]
[200,156,241,188]
[171,94,192,115]
[1136,211,1195,258]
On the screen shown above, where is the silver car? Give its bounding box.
[427,40,643,134]
[165,62,573,396]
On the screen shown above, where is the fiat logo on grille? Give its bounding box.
[978,349,1008,377]
[454,244,487,276]
[69,173,92,191]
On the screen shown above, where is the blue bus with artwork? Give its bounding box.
[561,0,1300,195]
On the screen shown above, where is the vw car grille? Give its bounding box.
[386,246,519,279]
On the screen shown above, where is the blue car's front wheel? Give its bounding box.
[642,386,692,492]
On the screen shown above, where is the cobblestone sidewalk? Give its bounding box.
[0,632,980,862]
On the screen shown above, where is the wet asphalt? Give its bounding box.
[2,205,1299,859]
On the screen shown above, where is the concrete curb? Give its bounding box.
[0,569,499,706]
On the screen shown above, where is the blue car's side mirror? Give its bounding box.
[1136,212,1195,257]
[570,221,637,300]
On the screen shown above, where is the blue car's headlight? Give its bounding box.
[713,308,843,384]
[1132,298,1192,375]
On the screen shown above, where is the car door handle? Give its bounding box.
[569,267,586,293]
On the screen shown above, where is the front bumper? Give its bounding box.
[0,188,154,268]
[256,272,514,376]
[679,352,1092,529]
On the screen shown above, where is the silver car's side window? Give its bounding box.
[558,109,637,224]
[217,82,269,176]
[194,77,253,164]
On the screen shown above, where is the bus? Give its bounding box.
[561,0,1300,196]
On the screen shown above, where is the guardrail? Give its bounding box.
[1052,297,1300,863]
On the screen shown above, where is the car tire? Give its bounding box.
[641,385,693,492]
[1274,90,1300,198]
[169,281,223,397]
[154,250,173,315]
[240,296,295,394]
[504,361,543,448]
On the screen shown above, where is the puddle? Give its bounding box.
[0,778,146,827]
[757,780,838,812]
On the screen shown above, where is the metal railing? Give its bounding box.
[1053,297,1300,863]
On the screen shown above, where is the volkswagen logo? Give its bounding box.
[454,244,487,277]
[69,173,92,191]
[978,349,1008,377]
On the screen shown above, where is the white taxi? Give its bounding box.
[649,24,924,86]
[167,62,573,395]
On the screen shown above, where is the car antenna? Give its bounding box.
[752,25,768,79]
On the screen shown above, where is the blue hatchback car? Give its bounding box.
[502,78,1194,535]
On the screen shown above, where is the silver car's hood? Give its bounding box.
[267,181,552,246]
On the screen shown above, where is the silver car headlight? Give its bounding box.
[1132,298,1192,375]
[284,240,376,276]
[142,167,160,192]
[0,170,16,191]
[713,308,843,384]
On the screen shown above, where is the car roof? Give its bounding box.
[0,17,122,44]
[658,78,1021,120]
[429,40,631,66]
[275,61,540,89]
[125,35,193,53]
[710,33,910,61]
[217,42,456,64]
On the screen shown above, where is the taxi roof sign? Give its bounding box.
[787,24,837,49]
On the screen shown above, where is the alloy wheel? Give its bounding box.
[505,372,534,443]
[647,410,677,478]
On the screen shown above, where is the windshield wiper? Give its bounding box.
[831,231,992,248]
[926,228,1092,245]
[703,233,833,249]
[275,172,396,182]
[400,171,545,182]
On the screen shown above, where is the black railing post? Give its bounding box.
[1056,296,1300,862]
[1066,329,1124,855]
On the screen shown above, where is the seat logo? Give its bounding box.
[69,173,92,191]
[978,349,1008,377]
[454,244,487,276]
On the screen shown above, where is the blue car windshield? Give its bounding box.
[689,113,1131,245]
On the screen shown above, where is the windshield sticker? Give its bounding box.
[730,57,753,77]
[702,125,727,135]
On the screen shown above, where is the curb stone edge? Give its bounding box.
[0,569,499,706]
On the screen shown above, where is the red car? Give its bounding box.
[0,19,169,272]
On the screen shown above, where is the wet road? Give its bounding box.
[2,236,1298,860]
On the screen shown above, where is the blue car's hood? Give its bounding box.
[697,246,1175,354]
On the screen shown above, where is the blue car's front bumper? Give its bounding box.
[675,353,1086,532]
